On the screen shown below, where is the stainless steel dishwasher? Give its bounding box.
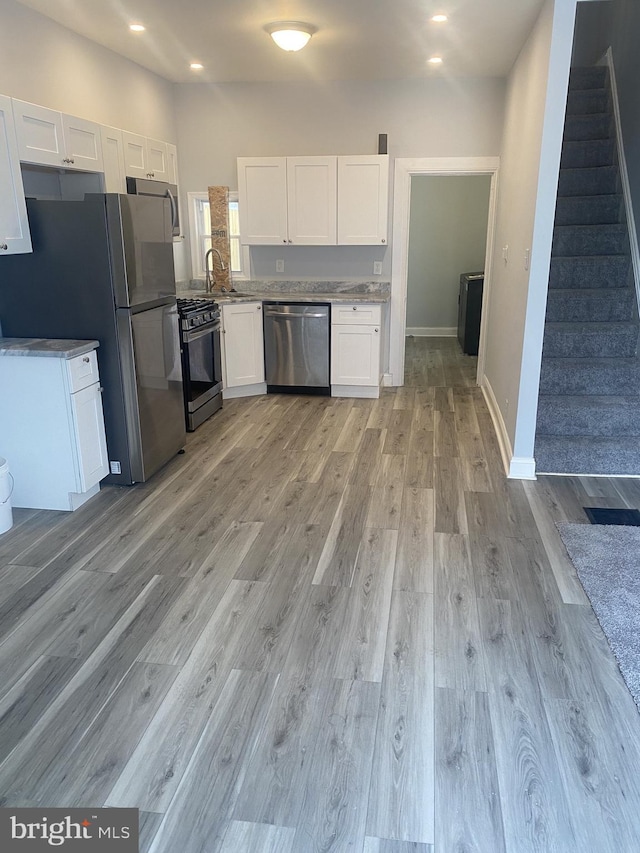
[263,302,330,394]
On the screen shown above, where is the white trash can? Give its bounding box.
[0,458,14,535]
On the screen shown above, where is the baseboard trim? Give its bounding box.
[480,377,531,479]
[509,456,537,480]
[406,327,457,337]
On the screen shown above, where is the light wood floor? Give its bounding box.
[1,336,640,852]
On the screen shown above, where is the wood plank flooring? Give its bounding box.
[1,335,640,851]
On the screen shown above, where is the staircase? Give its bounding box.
[535,65,640,475]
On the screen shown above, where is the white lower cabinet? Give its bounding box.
[221,301,266,398]
[0,347,109,510]
[331,303,382,398]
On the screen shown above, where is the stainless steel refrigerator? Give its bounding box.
[0,194,186,485]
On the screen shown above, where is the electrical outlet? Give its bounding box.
[373,261,383,275]
[276,259,285,273]
[110,461,121,475]
[502,245,509,264]
[524,248,531,271]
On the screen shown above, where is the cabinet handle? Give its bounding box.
[257,305,261,310]
[381,239,386,243]
[283,239,287,243]
[288,239,292,243]
[70,158,75,164]
[0,243,7,251]
[374,328,379,333]
[83,356,90,363]
[352,306,357,311]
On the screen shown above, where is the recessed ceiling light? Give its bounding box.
[432,14,448,23]
[190,63,204,70]
[428,56,443,65]
[129,23,145,33]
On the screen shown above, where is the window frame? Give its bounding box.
[187,190,250,282]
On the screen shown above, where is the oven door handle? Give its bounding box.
[183,321,221,343]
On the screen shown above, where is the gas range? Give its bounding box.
[176,298,220,331]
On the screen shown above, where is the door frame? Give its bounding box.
[389,157,500,386]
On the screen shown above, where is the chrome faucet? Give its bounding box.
[205,247,227,292]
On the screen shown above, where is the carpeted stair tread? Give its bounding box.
[549,255,631,289]
[566,89,610,116]
[539,357,640,395]
[568,66,608,90]
[560,138,615,169]
[537,395,640,437]
[552,223,629,256]
[545,287,635,323]
[535,435,640,475]
[563,113,612,142]
[558,166,619,196]
[542,322,638,358]
[554,194,623,226]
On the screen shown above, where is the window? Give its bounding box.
[188,191,249,281]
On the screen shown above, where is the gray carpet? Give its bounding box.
[557,522,640,708]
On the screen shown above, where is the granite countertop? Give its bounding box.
[179,290,389,304]
[0,338,100,358]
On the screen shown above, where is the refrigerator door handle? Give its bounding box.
[166,188,178,234]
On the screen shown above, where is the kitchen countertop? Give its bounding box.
[178,290,389,304]
[0,338,99,358]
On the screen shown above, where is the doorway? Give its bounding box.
[406,174,492,339]
[389,157,500,387]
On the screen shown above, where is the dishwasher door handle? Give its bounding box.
[264,310,327,319]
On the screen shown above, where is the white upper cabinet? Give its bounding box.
[12,100,103,172]
[337,155,388,245]
[238,154,388,246]
[286,156,337,245]
[100,125,127,193]
[166,143,178,185]
[122,132,169,181]
[238,157,288,244]
[0,95,31,255]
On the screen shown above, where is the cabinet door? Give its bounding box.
[286,156,337,245]
[100,126,127,192]
[237,157,288,245]
[222,302,265,387]
[337,155,389,245]
[70,382,109,492]
[12,99,66,167]
[61,114,103,172]
[166,143,178,185]
[122,131,149,178]
[331,324,381,386]
[146,138,168,180]
[0,95,32,255]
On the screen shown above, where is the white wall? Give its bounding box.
[406,175,491,332]
[0,0,176,141]
[481,0,577,475]
[174,77,505,280]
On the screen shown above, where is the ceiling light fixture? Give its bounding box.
[265,21,316,52]
[190,63,204,70]
[129,23,145,33]
[428,56,443,65]
[431,14,448,23]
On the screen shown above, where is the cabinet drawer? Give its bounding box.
[67,349,99,392]
[331,303,382,326]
